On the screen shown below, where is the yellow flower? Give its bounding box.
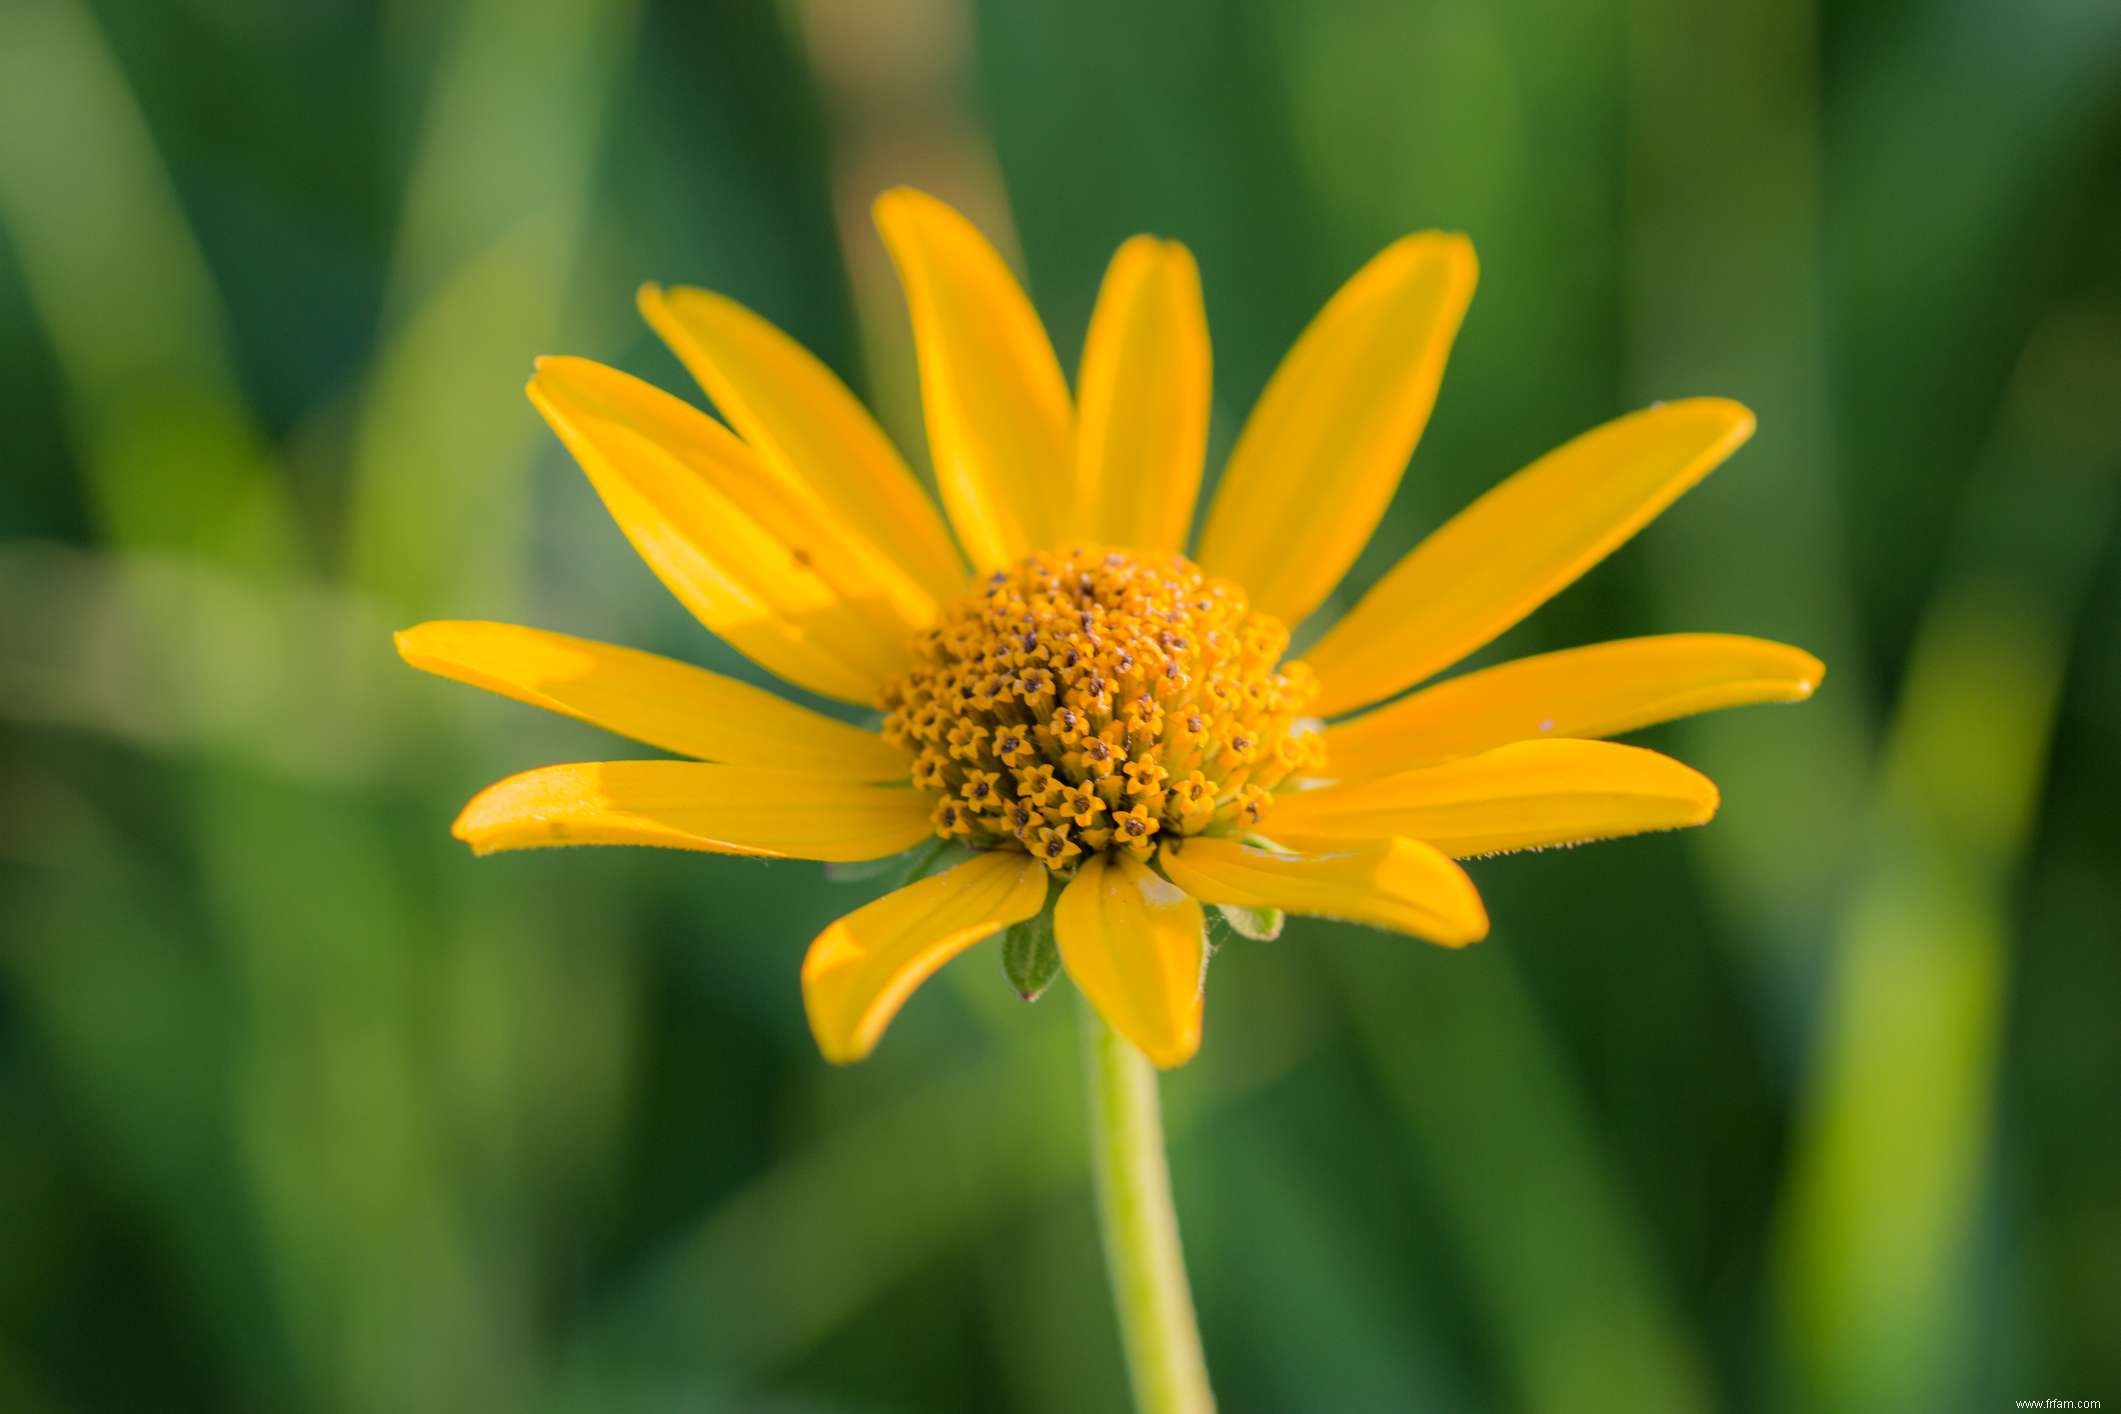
[397,188,1823,1070]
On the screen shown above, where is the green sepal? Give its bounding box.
[1215,903,1284,941]
[900,839,976,886]
[823,850,912,884]
[1000,906,1062,1002]
[824,839,975,888]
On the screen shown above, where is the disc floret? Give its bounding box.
[882,548,1324,872]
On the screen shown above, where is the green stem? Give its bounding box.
[1079,996,1216,1414]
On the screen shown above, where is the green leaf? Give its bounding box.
[1216,903,1284,941]
[999,908,1062,1002]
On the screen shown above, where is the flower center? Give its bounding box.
[882,547,1324,871]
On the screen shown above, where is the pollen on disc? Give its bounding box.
[881,547,1324,872]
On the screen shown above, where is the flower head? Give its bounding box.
[881,547,1321,864]
[397,188,1822,1070]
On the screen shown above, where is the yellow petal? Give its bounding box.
[1054,852,1205,1068]
[637,283,966,604]
[1268,739,1720,859]
[874,188,1072,570]
[1195,233,1476,624]
[1073,236,1210,552]
[1324,633,1824,780]
[1159,835,1488,947]
[395,619,908,780]
[801,851,1050,1063]
[528,356,920,704]
[1306,399,1757,717]
[451,761,934,861]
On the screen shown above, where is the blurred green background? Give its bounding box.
[3,0,2119,1410]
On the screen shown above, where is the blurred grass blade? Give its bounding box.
[0,543,404,782]
[560,995,1312,1397]
[346,0,638,612]
[6,847,296,1406]
[1625,0,1874,1001]
[799,0,1019,477]
[1191,1124,1477,1410]
[1336,944,1715,1414]
[0,0,295,569]
[1773,310,2121,1413]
